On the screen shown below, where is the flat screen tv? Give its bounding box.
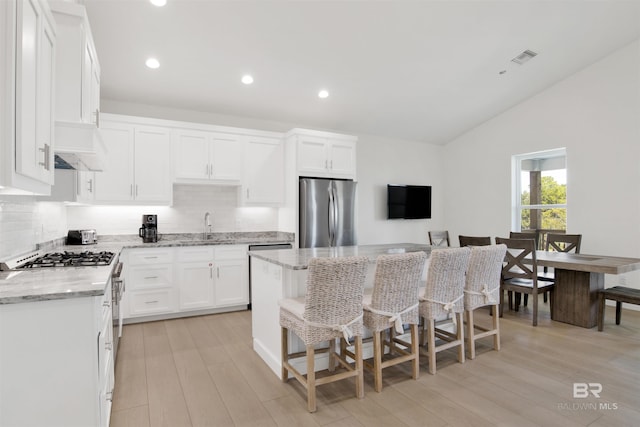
[387,184,432,219]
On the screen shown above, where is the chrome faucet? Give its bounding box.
[204,212,212,239]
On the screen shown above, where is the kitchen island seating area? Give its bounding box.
[276,246,508,411]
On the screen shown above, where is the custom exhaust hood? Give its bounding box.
[54,121,106,171]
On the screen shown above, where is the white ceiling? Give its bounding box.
[83,0,640,145]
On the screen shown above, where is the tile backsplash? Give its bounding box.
[0,185,279,260]
[67,184,279,236]
[0,196,67,259]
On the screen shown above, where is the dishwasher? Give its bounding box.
[248,243,293,309]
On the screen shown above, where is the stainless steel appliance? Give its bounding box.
[67,229,98,245]
[247,243,293,309]
[139,214,158,243]
[299,178,357,248]
[0,250,114,269]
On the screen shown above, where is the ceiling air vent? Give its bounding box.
[511,50,538,65]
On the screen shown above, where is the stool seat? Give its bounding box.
[598,286,640,331]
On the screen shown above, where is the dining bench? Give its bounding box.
[597,286,640,331]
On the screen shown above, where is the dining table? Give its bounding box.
[534,251,640,328]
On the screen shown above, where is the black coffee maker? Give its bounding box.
[139,214,158,243]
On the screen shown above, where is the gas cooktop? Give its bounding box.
[0,251,115,271]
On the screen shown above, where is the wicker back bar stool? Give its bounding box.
[419,247,471,374]
[359,251,427,392]
[278,256,368,413]
[463,244,507,359]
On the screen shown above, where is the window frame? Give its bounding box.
[512,148,567,233]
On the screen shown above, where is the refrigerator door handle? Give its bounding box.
[328,184,336,246]
[331,184,340,247]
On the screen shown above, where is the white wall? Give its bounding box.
[443,40,640,287]
[356,134,444,245]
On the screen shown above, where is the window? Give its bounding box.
[512,149,567,241]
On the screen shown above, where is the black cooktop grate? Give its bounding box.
[18,251,115,269]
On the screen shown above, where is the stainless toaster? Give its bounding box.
[67,229,98,245]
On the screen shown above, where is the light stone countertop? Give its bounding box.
[0,231,294,304]
[248,243,432,270]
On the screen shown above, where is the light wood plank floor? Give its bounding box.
[110,300,640,427]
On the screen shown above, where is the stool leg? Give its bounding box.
[307,345,316,413]
[373,331,383,392]
[615,302,622,325]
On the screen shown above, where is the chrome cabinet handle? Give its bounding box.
[144,276,158,279]
[88,178,93,193]
[144,256,158,259]
[95,109,100,128]
[106,390,113,402]
[330,160,333,170]
[325,159,328,169]
[145,300,159,304]
[130,184,133,197]
[217,267,219,279]
[38,144,51,170]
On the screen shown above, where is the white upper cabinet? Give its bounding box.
[94,117,172,204]
[241,135,284,205]
[50,1,100,126]
[0,0,56,193]
[173,130,242,183]
[291,129,357,179]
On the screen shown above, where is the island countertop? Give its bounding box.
[248,243,432,270]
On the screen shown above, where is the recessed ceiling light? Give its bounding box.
[241,75,254,85]
[150,0,167,7]
[145,58,160,69]
[318,89,329,99]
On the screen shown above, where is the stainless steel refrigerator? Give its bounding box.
[299,178,357,248]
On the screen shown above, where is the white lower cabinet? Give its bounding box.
[0,282,114,427]
[123,245,249,322]
[123,248,176,318]
[177,246,215,311]
[214,246,249,307]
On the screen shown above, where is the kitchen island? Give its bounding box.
[248,243,431,378]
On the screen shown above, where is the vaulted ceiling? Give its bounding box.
[84,0,640,144]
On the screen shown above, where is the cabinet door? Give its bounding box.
[174,130,209,180]
[134,126,172,202]
[94,124,134,201]
[178,261,215,310]
[15,0,54,184]
[82,41,100,126]
[297,135,328,176]
[243,136,284,205]
[76,169,95,203]
[214,259,248,307]
[328,140,356,178]
[210,133,242,181]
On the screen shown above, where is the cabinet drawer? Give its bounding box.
[128,249,173,265]
[129,265,173,290]
[128,290,174,316]
[178,246,214,262]
[214,245,247,260]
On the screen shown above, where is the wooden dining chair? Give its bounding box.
[428,230,450,247]
[495,237,554,326]
[509,231,539,249]
[458,235,492,247]
[509,231,539,307]
[279,256,368,412]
